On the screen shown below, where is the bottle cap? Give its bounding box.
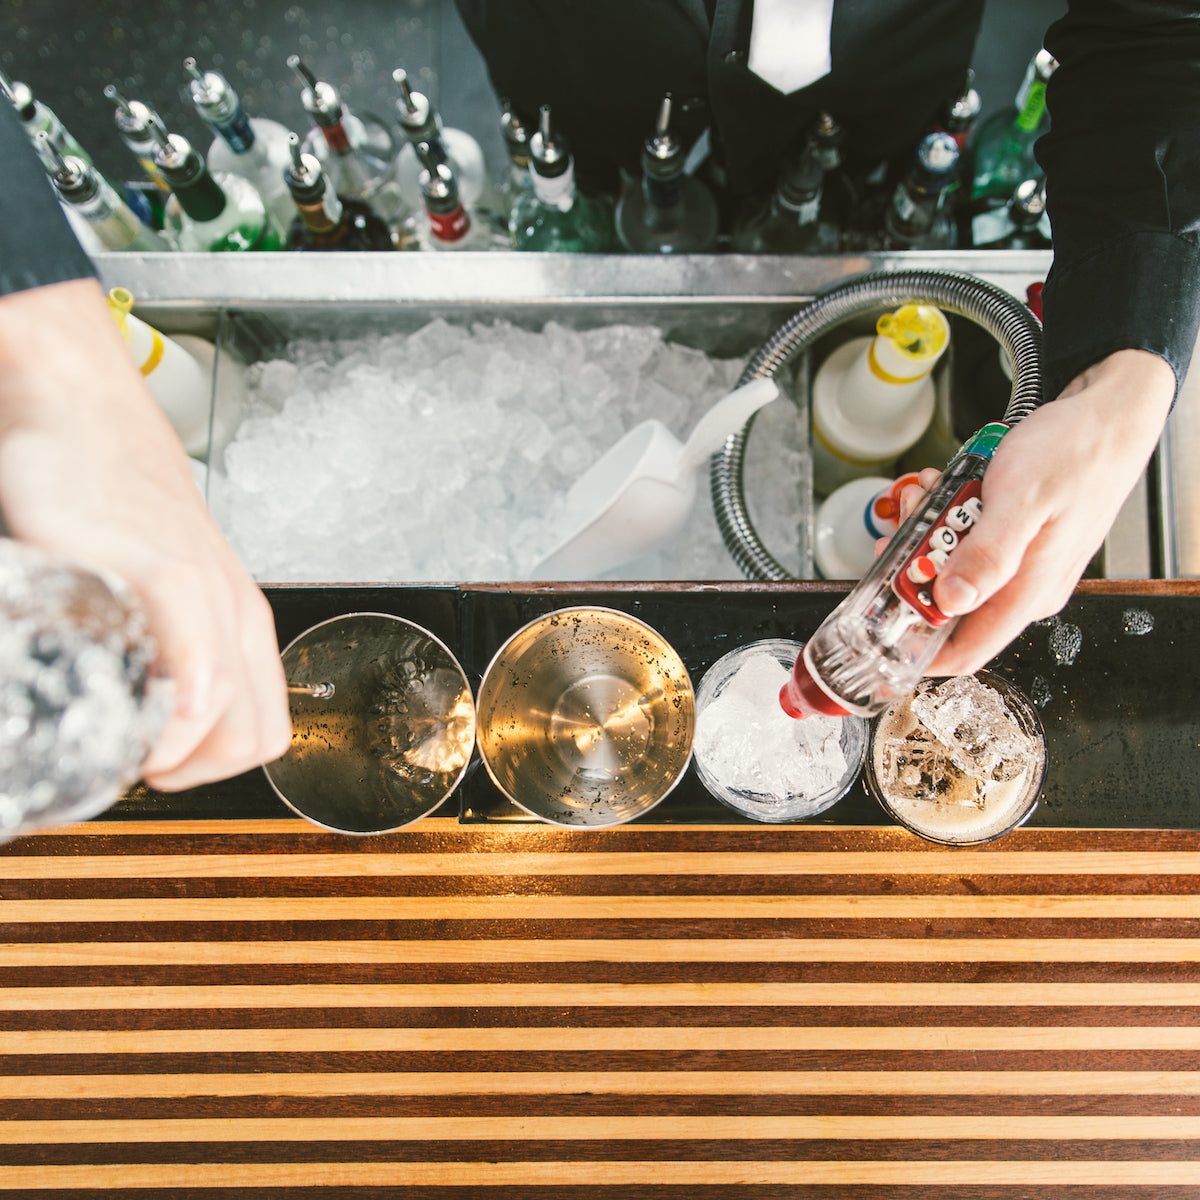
[104,85,158,137]
[1026,281,1044,320]
[778,651,851,720]
[500,100,530,166]
[875,304,950,361]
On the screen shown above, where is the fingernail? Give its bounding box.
[938,575,978,614]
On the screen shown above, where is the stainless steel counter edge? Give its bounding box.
[91,249,1054,306]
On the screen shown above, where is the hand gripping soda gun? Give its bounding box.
[707,268,1043,721]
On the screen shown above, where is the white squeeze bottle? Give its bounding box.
[811,303,950,495]
[813,471,921,579]
[107,287,213,457]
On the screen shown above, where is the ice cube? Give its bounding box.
[910,676,1036,783]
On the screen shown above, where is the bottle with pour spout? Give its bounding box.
[147,115,284,252]
[41,136,172,252]
[289,56,407,232]
[103,85,172,193]
[183,57,296,233]
[391,67,497,224]
[810,302,951,495]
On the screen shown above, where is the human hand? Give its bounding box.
[0,277,292,791]
[893,348,1176,676]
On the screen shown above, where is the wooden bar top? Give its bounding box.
[2,817,1198,1196]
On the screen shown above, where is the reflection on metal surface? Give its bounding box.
[476,607,695,828]
[266,612,475,834]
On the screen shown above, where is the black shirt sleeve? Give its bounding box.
[1038,0,1200,401]
[0,96,97,298]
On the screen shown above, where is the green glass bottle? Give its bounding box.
[970,49,1057,203]
[510,106,612,252]
[147,117,284,252]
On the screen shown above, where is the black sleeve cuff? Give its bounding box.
[1041,229,1200,404]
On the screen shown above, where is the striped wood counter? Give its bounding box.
[2,818,1198,1196]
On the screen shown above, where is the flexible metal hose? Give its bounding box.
[711,267,1043,581]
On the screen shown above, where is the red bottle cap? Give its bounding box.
[1026,281,1044,320]
[778,650,851,719]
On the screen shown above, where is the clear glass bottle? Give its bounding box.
[510,106,613,252]
[288,56,407,231]
[731,140,835,254]
[40,135,172,252]
[392,67,498,224]
[183,57,296,233]
[2,70,91,168]
[810,111,859,248]
[883,132,960,250]
[147,117,284,252]
[282,133,395,252]
[970,49,1058,203]
[413,141,504,251]
[498,99,534,221]
[616,93,718,253]
[970,175,1052,249]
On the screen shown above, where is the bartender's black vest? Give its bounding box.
[454,0,985,198]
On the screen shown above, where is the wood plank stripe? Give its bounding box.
[3,896,1198,921]
[3,939,1197,966]
[0,1071,1198,1100]
[0,1161,1195,1187]
[8,1004,1195,1030]
[5,1115,1200,1143]
[2,983,1199,1010]
[5,851,1200,878]
[8,818,1200,849]
[7,1026,1200,1053]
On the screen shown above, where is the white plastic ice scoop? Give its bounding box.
[530,377,781,579]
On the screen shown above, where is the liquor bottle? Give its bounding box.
[392,67,498,222]
[970,49,1058,203]
[413,141,503,251]
[282,132,394,251]
[510,106,613,252]
[970,175,1052,249]
[882,132,960,250]
[498,99,534,218]
[146,116,284,252]
[810,111,859,246]
[934,69,982,153]
[730,139,835,254]
[183,57,295,232]
[1,70,91,168]
[810,303,951,495]
[288,56,407,230]
[615,93,718,253]
[102,84,171,191]
[39,134,172,252]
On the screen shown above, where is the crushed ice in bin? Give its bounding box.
[213,319,805,582]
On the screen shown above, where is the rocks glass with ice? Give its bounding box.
[693,639,868,822]
[865,671,1047,845]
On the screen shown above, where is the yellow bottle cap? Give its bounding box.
[875,304,949,361]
